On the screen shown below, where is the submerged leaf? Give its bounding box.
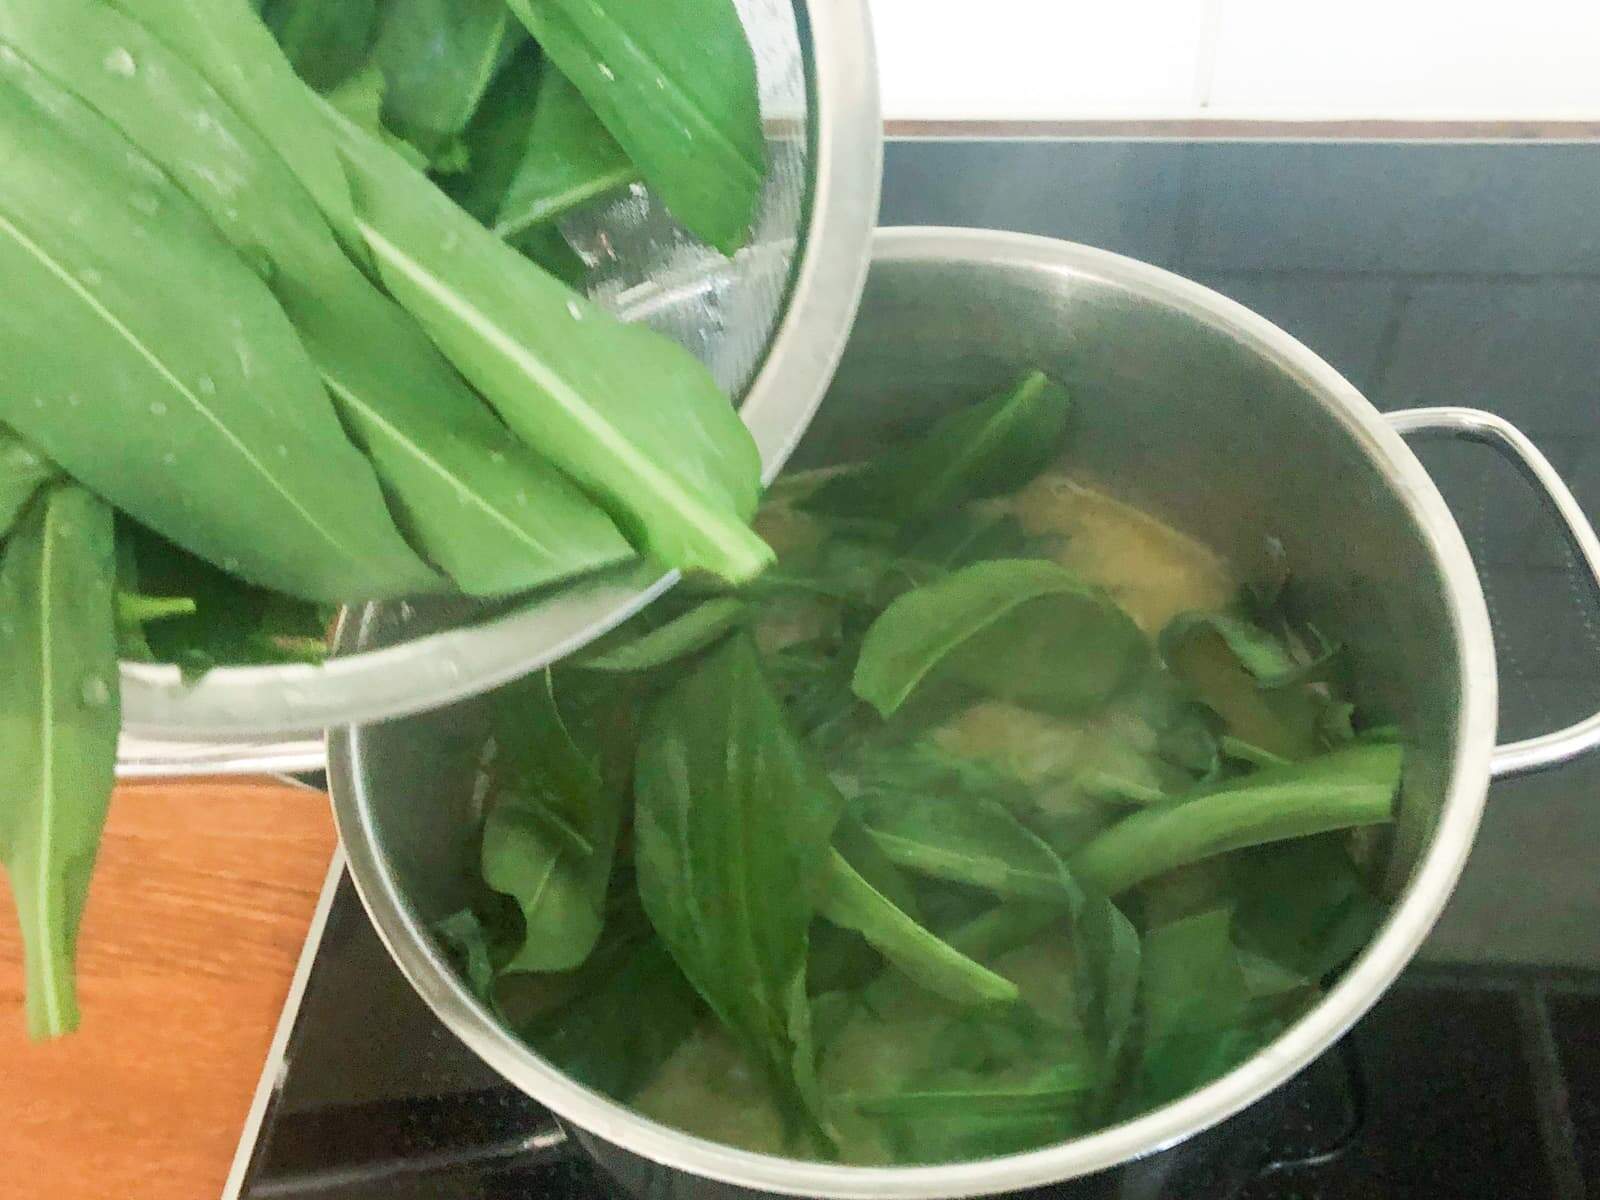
[0,485,120,1038]
[1134,908,1308,1108]
[856,793,1084,907]
[506,0,764,254]
[852,559,1147,717]
[806,371,1073,527]
[634,636,842,1143]
[520,898,704,1101]
[1071,743,1401,897]
[482,672,623,973]
[575,598,747,672]
[818,850,1020,1007]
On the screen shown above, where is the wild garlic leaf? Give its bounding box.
[106,0,365,257]
[855,793,1085,908]
[262,0,377,91]
[444,43,542,223]
[1160,610,1341,690]
[482,671,623,973]
[505,0,764,254]
[0,485,120,1039]
[1230,835,1385,982]
[372,0,523,155]
[327,106,773,582]
[852,559,1148,717]
[520,901,704,1102]
[4,0,635,598]
[432,908,499,1006]
[818,850,1020,1007]
[634,635,842,1144]
[1070,742,1401,898]
[494,63,638,239]
[0,50,439,601]
[120,525,330,674]
[1071,893,1141,1111]
[574,597,747,672]
[0,425,56,541]
[1156,612,1324,761]
[805,371,1072,526]
[1134,908,1307,1109]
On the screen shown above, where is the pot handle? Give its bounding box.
[1387,406,1600,779]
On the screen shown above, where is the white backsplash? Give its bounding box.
[872,0,1600,122]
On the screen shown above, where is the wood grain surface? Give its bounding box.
[0,779,335,1200]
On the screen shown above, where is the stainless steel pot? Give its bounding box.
[324,228,1600,1198]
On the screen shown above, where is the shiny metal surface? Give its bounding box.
[118,0,883,742]
[325,229,1522,1196]
[1387,406,1600,779]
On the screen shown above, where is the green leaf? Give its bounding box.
[120,524,329,674]
[505,0,764,254]
[494,63,638,239]
[0,485,120,1039]
[482,671,623,973]
[106,0,365,257]
[899,509,1053,574]
[574,598,747,672]
[843,1073,1089,1118]
[324,63,429,170]
[372,0,523,151]
[324,106,774,583]
[2,0,635,598]
[443,42,542,223]
[1159,613,1324,761]
[1071,893,1140,1111]
[1160,610,1340,690]
[521,902,704,1102]
[0,47,439,602]
[804,372,1072,526]
[262,0,377,91]
[634,635,842,1143]
[433,908,498,1006]
[1134,908,1307,1108]
[1230,835,1385,981]
[1070,743,1401,898]
[510,222,590,287]
[856,793,1085,907]
[852,559,1148,717]
[0,425,55,541]
[819,849,1019,1008]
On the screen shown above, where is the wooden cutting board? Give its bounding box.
[0,779,335,1200]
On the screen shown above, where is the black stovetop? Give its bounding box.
[232,139,1600,1200]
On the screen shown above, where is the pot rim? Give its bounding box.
[329,226,1497,1198]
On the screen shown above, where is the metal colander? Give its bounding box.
[117,0,881,754]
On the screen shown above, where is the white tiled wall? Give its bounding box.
[871,0,1600,121]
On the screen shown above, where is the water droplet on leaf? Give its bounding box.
[103,48,136,77]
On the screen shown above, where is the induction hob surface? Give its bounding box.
[232,139,1600,1200]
